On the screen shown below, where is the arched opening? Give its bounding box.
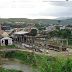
[5,39,8,45]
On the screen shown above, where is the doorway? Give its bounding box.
[5,39,8,45]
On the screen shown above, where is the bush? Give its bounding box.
[5,51,72,72]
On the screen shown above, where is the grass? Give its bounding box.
[0,44,72,72]
[0,67,23,72]
[4,51,72,72]
[0,43,19,49]
[1,18,72,25]
[5,51,56,67]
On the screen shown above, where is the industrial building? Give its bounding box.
[1,26,10,31]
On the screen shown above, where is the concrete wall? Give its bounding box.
[0,38,12,46]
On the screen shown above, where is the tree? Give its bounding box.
[56,26,60,31]
[30,29,37,36]
[38,27,43,31]
[35,24,40,28]
[58,20,61,25]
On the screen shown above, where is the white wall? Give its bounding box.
[1,37,12,46]
[60,26,65,30]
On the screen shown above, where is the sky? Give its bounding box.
[0,0,72,19]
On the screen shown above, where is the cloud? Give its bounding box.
[0,0,72,19]
[39,1,72,17]
[50,1,72,7]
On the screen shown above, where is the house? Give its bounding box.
[25,26,36,32]
[1,26,10,31]
[60,26,65,30]
[0,37,12,46]
[46,26,56,32]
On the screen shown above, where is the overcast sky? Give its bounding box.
[0,0,72,19]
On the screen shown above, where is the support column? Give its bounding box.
[34,38,36,47]
[53,38,54,45]
[31,36,33,48]
[15,36,16,42]
[23,37,24,43]
[26,37,27,44]
[62,40,63,47]
[19,37,20,42]
[67,40,68,51]
[14,36,15,42]
[38,38,40,48]
[21,36,22,43]
[57,38,58,46]
[29,36,30,48]
[46,38,48,49]
[46,38,48,53]
[17,36,18,43]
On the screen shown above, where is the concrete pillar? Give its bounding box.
[53,38,54,45]
[20,36,21,42]
[38,38,40,48]
[31,37,33,48]
[26,37,27,44]
[67,40,68,48]
[57,38,58,46]
[46,38,48,49]
[21,36,22,43]
[46,38,48,53]
[17,37,18,43]
[34,38,36,51]
[23,37,24,43]
[62,40,63,47]
[19,37,20,42]
[14,36,16,42]
[34,39,36,47]
[34,38,35,47]
[67,40,68,51]
[29,36,30,48]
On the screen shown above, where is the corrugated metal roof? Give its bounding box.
[14,31,29,35]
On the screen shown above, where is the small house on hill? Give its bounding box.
[0,37,12,46]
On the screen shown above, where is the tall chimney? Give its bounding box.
[0,18,2,36]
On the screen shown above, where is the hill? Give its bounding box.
[66,18,72,20]
[55,17,72,20]
[0,18,72,25]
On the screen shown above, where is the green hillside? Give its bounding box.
[0,18,72,25]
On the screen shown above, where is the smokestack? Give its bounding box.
[0,18,2,36]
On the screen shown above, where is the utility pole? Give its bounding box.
[0,17,2,37]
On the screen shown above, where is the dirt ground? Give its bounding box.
[0,47,72,58]
[18,48,72,58]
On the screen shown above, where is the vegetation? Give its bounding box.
[0,44,18,49]
[1,18,72,25]
[67,25,72,27]
[49,29,72,45]
[58,20,61,25]
[49,29,71,38]
[1,23,32,28]
[0,67,23,72]
[38,27,46,31]
[5,51,72,72]
[56,26,60,30]
[30,29,37,36]
[35,24,41,28]
[5,51,56,67]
